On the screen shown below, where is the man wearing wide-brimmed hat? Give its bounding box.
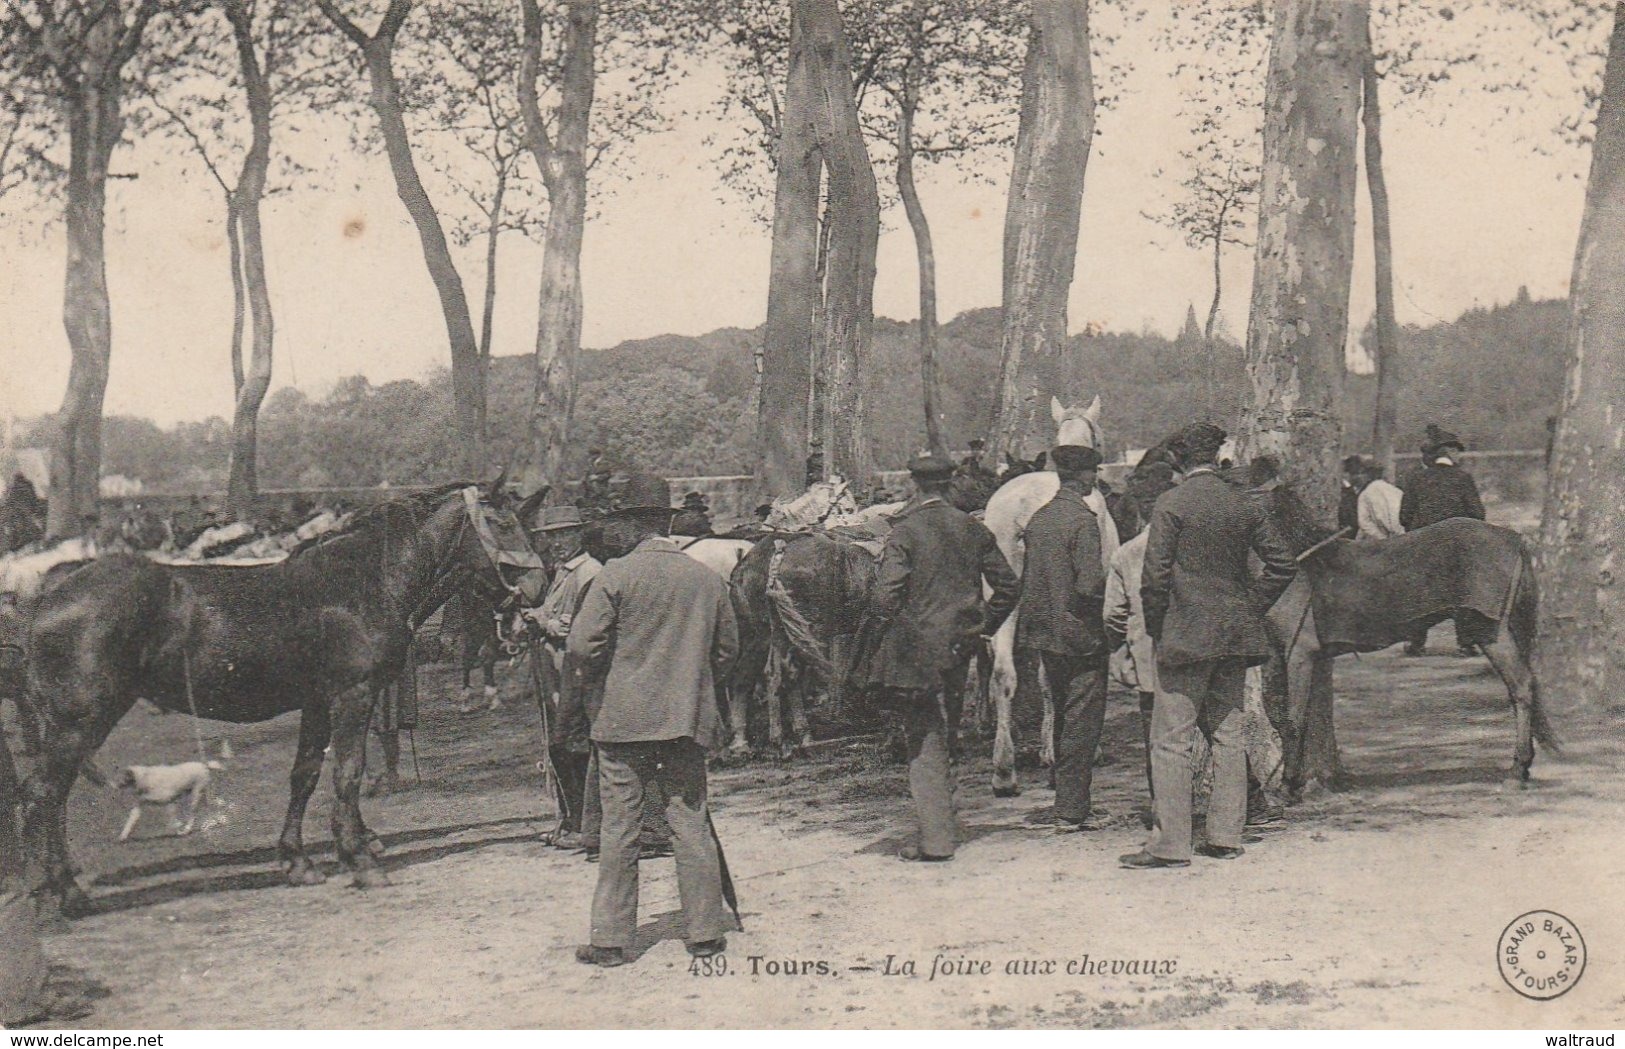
[856,453,1019,862]
[525,505,602,848]
[567,473,739,967]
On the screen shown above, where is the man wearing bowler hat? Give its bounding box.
[1016,444,1110,830]
[568,473,739,966]
[858,454,1019,862]
[525,505,602,848]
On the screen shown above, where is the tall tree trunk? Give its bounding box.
[1362,37,1400,479]
[758,0,822,497]
[1205,231,1223,347]
[897,76,946,458]
[519,0,596,493]
[227,204,246,395]
[1237,0,1363,524]
[803,0,879,487]
[990,0,1094,463]
[1205,204,1226,402]
[1239,0,1365,792]
[226,0,275,519]
[808,189,831,477]
[1538,1,1625,714]
[311,0,485,473]
[477,170,507,443]
[49,57,122,538]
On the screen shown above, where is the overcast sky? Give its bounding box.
[0,3,1600,427]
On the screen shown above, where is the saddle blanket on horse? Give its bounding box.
[1300,518,1525,651]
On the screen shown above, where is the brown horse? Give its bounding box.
[1268,518,1558,791]
[19,481,540,916]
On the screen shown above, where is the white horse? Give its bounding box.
[678,537,756,581]
[982,395,1120,796]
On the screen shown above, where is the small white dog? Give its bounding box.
[116,758,224,841]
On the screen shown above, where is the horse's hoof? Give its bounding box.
[286,862,327,887]
[351,867,392,890]
[366,835,387,858]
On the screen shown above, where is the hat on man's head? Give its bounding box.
[532,505,585,532]
[1050,445,1103,473]
[1423,424,1464,454]
[1179,423,1228,462]
[1342,454,1368,473]
[607,472,674,515]
[968,438,986,450]
[907,454,955,481]
[682,491,709,508]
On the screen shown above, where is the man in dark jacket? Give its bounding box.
[1399,427,1485,655]
[1014,445,1109,830]
[1399,428,1484,532]
[567,473,739,967]
[1122,424,1297,869]
[860,454,1019,861]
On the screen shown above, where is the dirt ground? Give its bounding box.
[9,621,1625,1030]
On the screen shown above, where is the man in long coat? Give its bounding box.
[1123,424,1296,869]
[568,473,738,967]
[1015,445,1109,830]
[859,454,1019,861]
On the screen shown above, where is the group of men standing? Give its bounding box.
[851,425,1296,870]
[517,419,1490,966]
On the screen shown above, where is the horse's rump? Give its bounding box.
[1301,518,1526,651]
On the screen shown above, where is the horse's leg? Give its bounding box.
[1481,632,1536,785]
[989,615,1020,797]
[23,693,135,917]
[1038,658,1055,770]
[279,702,331,886]
[765,637,786,755]
[329,684,388,888]
[788,669,813,756]
[1279,622,1321,800]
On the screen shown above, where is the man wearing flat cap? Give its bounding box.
[568,473,738,967]
[524,505,602,848]
[1123,424,1296,869]
[1016,444,1111,830]
[858,454,1019,861]
[1399,425,1485,655]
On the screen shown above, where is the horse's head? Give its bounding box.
[453,477,548,610]
[1051,394,1104,451]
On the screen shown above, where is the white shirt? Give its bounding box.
[1357,479,1405,540]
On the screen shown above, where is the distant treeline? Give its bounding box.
[24,289,1565,493]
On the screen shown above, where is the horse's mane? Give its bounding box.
[285,482,473,560]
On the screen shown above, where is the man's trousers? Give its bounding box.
[1034,650,1108,823]
[1147,657,1248,861]
[590,739,730,950]
[901,663,969,858]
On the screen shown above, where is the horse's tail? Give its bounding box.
[1510,544,1562,755]
[765,539,834,684]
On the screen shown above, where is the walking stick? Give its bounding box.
[408,729,422,786]
[708,813,743,931]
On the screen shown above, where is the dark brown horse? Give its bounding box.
[19,481,539,916]
[728,533,878,755]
